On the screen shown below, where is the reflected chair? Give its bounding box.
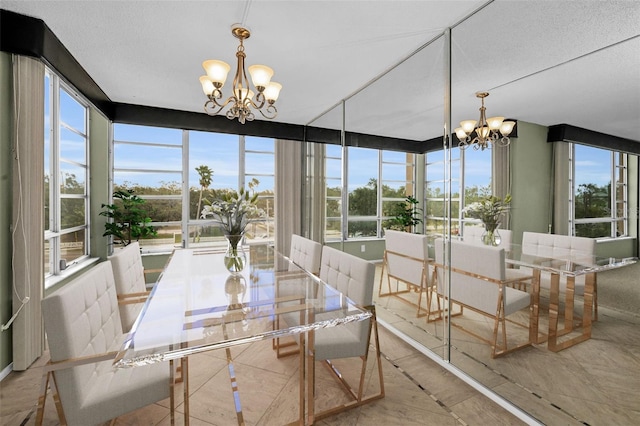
[432,239,533,358]
[309,245,384,421]
[36,260,185,426]
[378,229,431,317]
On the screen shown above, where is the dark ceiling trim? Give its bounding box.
[1,8,426,153]
[548,124,640,155]
[1,9,114,117]
[113,103,305,140]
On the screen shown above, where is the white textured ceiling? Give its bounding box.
[3,0,640,143]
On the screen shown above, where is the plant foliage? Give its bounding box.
[100,189,158,246]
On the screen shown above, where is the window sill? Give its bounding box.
[44,257,100,292]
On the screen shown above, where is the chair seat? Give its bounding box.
[80,359,170,423]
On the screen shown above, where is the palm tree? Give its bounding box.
[194,165,213,242]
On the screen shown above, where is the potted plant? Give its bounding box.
[200,181,265,272]
[389,196,423,232]
[100,189,158,246]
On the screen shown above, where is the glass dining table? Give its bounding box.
[113,244,371,425]
[500,244,637,352]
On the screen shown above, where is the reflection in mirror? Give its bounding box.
[441,2,640,425]
[342,34,451,360]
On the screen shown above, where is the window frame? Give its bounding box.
[570,143,628,239]
[44,68,91,285]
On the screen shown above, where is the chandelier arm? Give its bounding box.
[251,91,266,110]
[205,95,237,116]
[257,104,277,119]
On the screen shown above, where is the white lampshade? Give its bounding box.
[455,127,468,141]
[235,87,254,101]
[263,82,282,102]
[199,76,214,95]
[500,121,516,136]
[486,116,505,131]
[478,126,491,139]
[202,60,231,85]
[248,65,274,89]
[460,120,477,133]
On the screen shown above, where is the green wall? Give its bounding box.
[510,121,554,244]
[89,109,110,261]
[0,53,13,373]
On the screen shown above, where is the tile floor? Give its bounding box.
[1,325,525,426]
[375,267,640,426]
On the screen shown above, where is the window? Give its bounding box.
[325,144,342,241]
[44,69,90,282]
[425,148,461,235]
[425,146,492,236]
[381,151,416,231]
[324,145,416,241]
[113,124,183,249]
[571,144,628,238]
[112,125,276,251]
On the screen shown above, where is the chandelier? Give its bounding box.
[455,92,515,150]
[199,25,282,124]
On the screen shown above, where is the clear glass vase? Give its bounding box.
[481,227,501,246]
[224,234,246,273]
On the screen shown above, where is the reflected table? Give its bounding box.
[114,244,371,425]
[503,245,637,352]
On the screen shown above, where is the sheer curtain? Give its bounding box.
[274,139,302,256]
[492,144,511,228]
[11,55,45,370]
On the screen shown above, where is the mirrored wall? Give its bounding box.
[306,2,639,424]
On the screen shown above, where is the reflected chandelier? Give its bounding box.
[199,25,282,124]
[455,92,515,151]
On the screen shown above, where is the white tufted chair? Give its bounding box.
[379,229,431,317]
[309,245,384,421]
[273,235,322,357]
[288,234,322,275]
[433,239,532,358]
[108,242,151,332]
[36,261,182,426]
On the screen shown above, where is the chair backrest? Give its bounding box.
[522,231,595,259]
[317,245,375,360]
[319,245,375,307]
[108,242,146,330]
[383,229,429,287]
[434,238,508,315]
[42,261,123,422]
[289,234,322,275]
[463,226,512,248]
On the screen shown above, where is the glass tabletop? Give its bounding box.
[430,233,638,276]
[502,244,637,276]
[114,244,371,368]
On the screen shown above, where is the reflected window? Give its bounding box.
[326,146,416,241]
[44,69,90,284]
[571,144,628,238]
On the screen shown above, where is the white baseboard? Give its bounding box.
[0,362,13,382]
